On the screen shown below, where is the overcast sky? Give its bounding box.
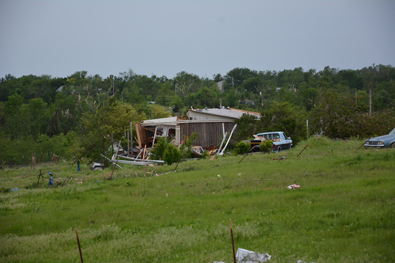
[1,0,394,80]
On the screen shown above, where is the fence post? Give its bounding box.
[32,152,35,169]
[297,143,309,158]
[75,229,84,263]
[230,219,236,263]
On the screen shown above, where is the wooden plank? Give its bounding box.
[179,121,236,148]
[135,122,148,148]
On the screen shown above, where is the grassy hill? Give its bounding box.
[0,137,394,263]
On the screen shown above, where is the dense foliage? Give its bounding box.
[1,64,395,163]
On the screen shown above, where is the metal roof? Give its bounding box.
[188,107,260,119]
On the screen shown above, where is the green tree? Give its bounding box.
[310,89,394,139]
[70,102,144,161]
[242,77,263,94]
[234,113,259,142]
[173,71,201,97]
[186,86,220,108]
[28,98,48,140]
[3,94,30,139]
[223,67,258,90]
[223,88,240,108]
[259,101,307,144]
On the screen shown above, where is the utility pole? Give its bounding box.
[306,119,309,139]
[369,89,372,116]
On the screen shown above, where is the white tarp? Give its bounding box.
[236,248,271,262]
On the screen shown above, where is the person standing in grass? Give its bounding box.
[47,172,54,186]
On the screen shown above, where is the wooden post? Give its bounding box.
[75,229,84,263]
[230,219,236,263]
[297,143,309,158]
[356,139,368,152]
[174,149,186,172]
[369,88,372,117]
[130,122,133,155]
[32,152,35,169]
[238,146,258,164]
[127,131,130,156]
[36,169,42,188]
[142,145,147,159]
[109,157,119,180]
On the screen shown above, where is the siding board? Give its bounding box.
[179,122,235,147]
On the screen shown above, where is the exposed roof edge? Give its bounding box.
[140,119,234,126]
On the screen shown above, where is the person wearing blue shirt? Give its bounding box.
[47,172,54,186]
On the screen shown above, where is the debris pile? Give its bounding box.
[236,248,271,262]
[287,184,300,189]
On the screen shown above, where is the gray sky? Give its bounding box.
[1,0,394,79]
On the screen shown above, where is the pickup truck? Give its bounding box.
[254,131,293,152]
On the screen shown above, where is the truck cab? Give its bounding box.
[255,131,293,152]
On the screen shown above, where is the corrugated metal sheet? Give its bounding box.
[188,108,260,120]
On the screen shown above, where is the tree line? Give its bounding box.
[0,64,394,163]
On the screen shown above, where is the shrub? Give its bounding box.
[150,137,173,161]
[179,133,199,159]
[260,140,273,154]
[162,144,182,165]
[233,141,251,155]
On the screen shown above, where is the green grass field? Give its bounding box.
[0,137,394,263]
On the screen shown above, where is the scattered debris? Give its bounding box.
[273,156,286,160]
[100,154,122,169]
[191,146,205,156]
[217,174,221,177]
[218,124,237,155]
[91,162,105,170]
[114,154,164,166]
[10,187,20,192]
[236,248,271,262]
[287,184,300,189]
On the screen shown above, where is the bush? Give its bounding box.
[150,137,172,161]
[179,133,199,159]
[233,141,251,155]
[260,140,273,154]
[162,144,182,165]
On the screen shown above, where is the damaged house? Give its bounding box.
[135,108,261,150]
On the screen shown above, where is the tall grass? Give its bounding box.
[0,137,394,262]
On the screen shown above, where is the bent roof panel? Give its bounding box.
[188,108,260,119]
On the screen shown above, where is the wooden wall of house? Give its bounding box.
[135,123,148,148]
[179,122,235,147]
